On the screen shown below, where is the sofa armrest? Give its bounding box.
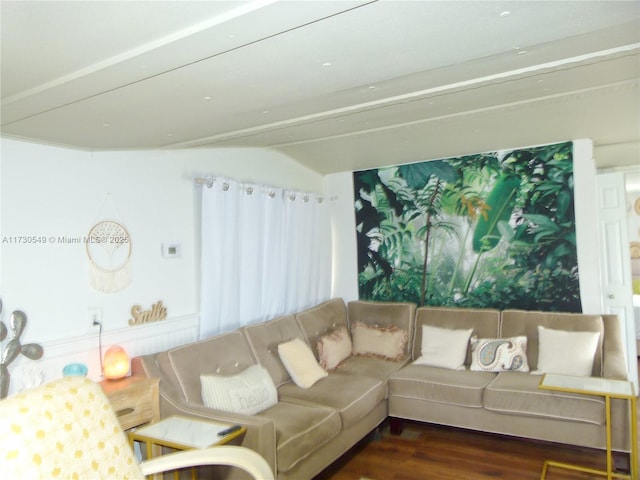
[131,356,277,476]
[602,314,629,380]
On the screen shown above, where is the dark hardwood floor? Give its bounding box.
[313,360,640,480]
[314,420,616,480]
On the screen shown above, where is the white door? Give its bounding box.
[596,172,637,393]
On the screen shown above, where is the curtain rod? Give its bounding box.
[193,176,336,201]
[194,177,214,188]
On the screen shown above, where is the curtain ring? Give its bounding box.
[222,182,230,191]
[246,187,254,195]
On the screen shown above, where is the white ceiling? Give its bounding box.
[1,0,639,174]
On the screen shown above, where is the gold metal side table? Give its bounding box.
[539,373,637,480]
[129,415,246,480]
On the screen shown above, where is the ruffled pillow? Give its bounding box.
[351,322,408,361]
[317,327,352,370]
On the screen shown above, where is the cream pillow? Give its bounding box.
[532,326,600,377]
[317,327,352,370]
[200,364,278,415]
[278,337,328,388]
[351,322,408,361]
[470,336,530,372]
[414,324,473,370]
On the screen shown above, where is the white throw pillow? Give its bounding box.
[278,337,328,388]
[200,364,278,415]
[414,324,473,370]
[470,336,530,372]
[317,327,352,370]
[532,326,600,377]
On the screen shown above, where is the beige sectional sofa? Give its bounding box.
[388,307,631,454]
[133,299,415,480]
[132,299,631,480]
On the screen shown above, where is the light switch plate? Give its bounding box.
[161,242,181,258]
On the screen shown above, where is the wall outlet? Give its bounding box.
[89,307,102,328]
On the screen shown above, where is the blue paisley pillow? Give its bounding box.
[470,336,530,372]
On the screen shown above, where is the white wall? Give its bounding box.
[325,172,359,301]
[0,138,323,387]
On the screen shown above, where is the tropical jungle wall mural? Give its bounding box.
[353,141,581,312]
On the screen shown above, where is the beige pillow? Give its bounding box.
[414,324,473,370]
[351,322,408,361]
[317,327,352,370]
[470,336,530,372]
[532,326,600,377]
[278,338,328,388]
[200,364,278,415]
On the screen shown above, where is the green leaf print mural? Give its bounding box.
[353,141,581,312]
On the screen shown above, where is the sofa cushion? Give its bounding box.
[243,315,305,386]
[500,310,604,376]
[333,354,409,383]
[412,307,501,365]
[470,336,530,372]
[258,401,341,473]
[317,326,352,370]
[533,326,600,377]
[296,298,349,359]
[200,364,278,415]
[389,364,497,408]
[484,372,605,425]
[414,324,473,370]
[352,322,408,361]
[278,372,387,428]
[278,338,328,388]
[167,331,256,403]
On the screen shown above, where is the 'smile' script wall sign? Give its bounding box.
[129,300,167,326]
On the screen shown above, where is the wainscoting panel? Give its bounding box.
[5,314,199,396]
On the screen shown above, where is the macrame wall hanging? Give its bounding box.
[86,194,132,293]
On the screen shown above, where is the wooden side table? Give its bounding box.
[100,375,160,431]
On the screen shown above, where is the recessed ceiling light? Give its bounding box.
[517,50,528,55]
[322,62,332,67]
[204,96,212,100]
[368,85,376,90]
[500,10,511,17]
[103,123,110,127]
[263,110,270,114]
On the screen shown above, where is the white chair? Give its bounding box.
[0,376,274,480]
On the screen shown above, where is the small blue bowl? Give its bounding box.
[62,363,88,377]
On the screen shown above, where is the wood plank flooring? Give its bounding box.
[313,359,640,480]
[313,420,617,480]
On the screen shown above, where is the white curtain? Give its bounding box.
[199,178,331,338]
